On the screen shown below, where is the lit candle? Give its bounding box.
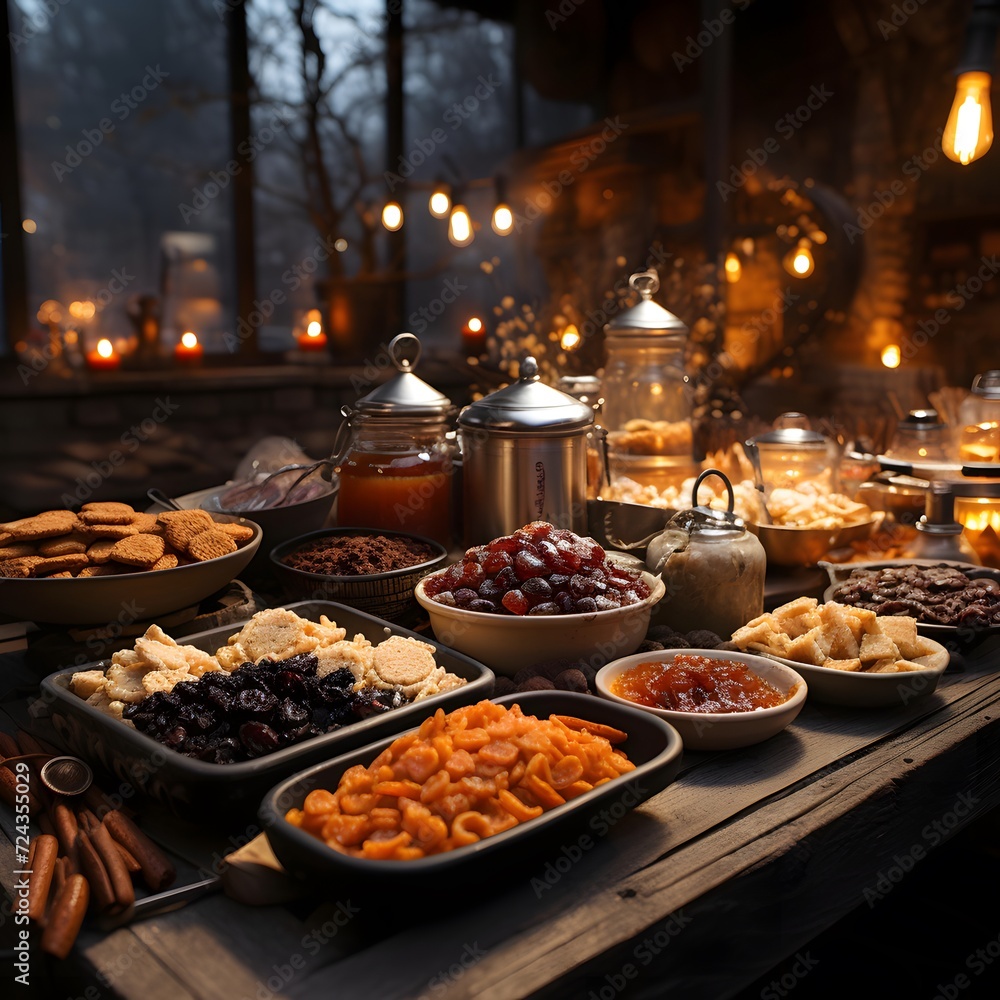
[174,331,204,365]
[86,338,120,370]
[461,316,486,355]
[297,320,328,352]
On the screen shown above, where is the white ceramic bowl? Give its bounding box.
[595,648,807,751]
[752,641,949,708]
[413,569,665,677]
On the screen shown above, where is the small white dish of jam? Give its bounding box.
[595,649,807,751]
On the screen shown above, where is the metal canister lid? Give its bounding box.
[604,270,688,336]
[354,333,452,416]
[898,408,946,429]
[972,370,1000,400]
[458,357,594,432]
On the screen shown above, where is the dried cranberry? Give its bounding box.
[514,550,547,580]
[522,577,553,599]
[239,722,280,755]
[482,550,512,573]
[502,589,530,615]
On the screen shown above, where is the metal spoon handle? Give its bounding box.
[147,488,182,511]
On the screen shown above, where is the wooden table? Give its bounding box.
[2,633,999,1000]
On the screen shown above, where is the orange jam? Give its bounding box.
[336,451,452,546]
[610,654,789,714]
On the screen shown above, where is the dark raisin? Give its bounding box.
[239,721,280,755]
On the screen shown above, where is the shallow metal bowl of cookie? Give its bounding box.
[0,508,262,626]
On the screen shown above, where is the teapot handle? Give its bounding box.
[691,469,735,513]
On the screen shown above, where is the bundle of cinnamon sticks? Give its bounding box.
[0,730,176,958]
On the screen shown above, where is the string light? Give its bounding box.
[724,252,742,282]
[429,182,451,218]
[784,241,815,278]
[944,71,994,164]
[560,324,582,351]
[381,200,403,231]
[448,200,474,246]
[881,344,902,369]
[943,2,999,165]
[491,176,513,235]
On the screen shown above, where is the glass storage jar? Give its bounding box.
[601,269,698,491]
[958,370,1000,464]
[334,333,457,546]
[745,412,841,493]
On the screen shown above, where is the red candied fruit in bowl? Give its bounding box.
[423,522,651,617]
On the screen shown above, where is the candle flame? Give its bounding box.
[467,317,483,333]
[306,321,322,338]
[96,338,113,359]
[181,331,198,349]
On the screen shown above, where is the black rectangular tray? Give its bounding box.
[40,600,494,821]
[259,690,683,895]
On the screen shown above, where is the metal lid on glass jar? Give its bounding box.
[604,270,688,337]
[353,332,452,417]
[749,412,829,451]
[897,408,946,430]
[458,356,594,433]
[972,370,1000,400]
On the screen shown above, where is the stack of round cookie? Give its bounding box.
[0,503,255,578]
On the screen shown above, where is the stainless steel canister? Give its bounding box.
[458,357,596,544]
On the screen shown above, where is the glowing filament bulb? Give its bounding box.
[448,204,473,246]
[944,71,993,165]
[724,252,742,282]
[429,189,451,218]
[492,204,513,235]
[381,201,403,231]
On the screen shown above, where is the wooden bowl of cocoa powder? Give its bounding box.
[269,528,448,622]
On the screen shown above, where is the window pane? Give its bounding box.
[11,0,234,357]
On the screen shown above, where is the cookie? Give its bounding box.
[82,522,141,539]
[110,534,165,568]
[214,522,254,544]
[129,512,160,533]
[39,532,90,557]
[158,509,215,551]
[150,553,179,571]
[86,539,117,564]
[80,502,136,524]
[187,529,237,562]
[0,531,15,546]
[35,553,90,576]
[78,564,123,577]
[6,510,78,540]
[0,556,45,578]
[47,571,75,578]
[0,543,38,558]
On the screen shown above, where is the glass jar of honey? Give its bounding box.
[334,333,457,546]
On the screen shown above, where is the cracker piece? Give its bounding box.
[215,642,249,671]
[6,510,77,540]
[39,532,89,556]
[316,643,370,683]
[892,659,927,672]
[302,615,348,645]
[141,668,192,695]
[822,657,863,672]
[110,533,165,568]
[371,635,437,687]
[111,648,146,668]
[909,635,941,658]
[859,631,900,663]
[135,637,207,674]
[157,509,215,551]
[46,571,74,578]
[187,529,237,562]
[34,553,90,576]
[106,700,126,721]
[229,608,318,662]
[86,691,115,715]
[213,522,255,544]
[150,553,179,571]
[70,669,108,699]
[105,663,152,703]
[141,624,177,647]
[0,531,13,546]
[867,658,903,673]
[785,628,830,665]
[875,616,921,659]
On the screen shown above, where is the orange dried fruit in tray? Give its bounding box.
[285,700,635,860]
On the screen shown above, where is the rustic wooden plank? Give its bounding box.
[445,672,1000,999]
[286,667,1000,1000]
[75,927,198,1000]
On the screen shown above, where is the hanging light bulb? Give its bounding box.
[944,71,994,164]
[724,252,742,282]
[943,2,999,165]
[784,241,815,278]
[448,202,474,246]
[491,176,513,235]
[381,200,403,231]
[429,182,451,218]
[881,344,902,369]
